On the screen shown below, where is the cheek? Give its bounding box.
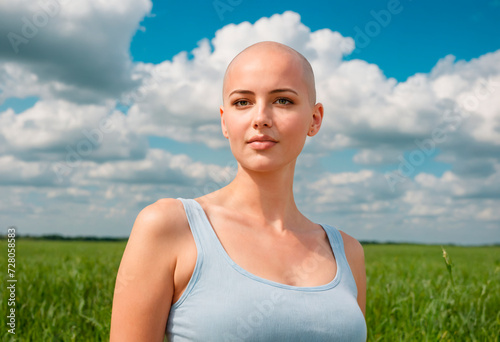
[224,115,247,146]
[226,119,242,137]
[282,114,311,138]
[279,119,310,154]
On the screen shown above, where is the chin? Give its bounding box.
[239,157,296,174]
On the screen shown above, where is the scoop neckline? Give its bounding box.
[191,199,342,291]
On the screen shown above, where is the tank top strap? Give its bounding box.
[179,197,208,242]
[321,223,358,295]
[177,198,223,261]
[321,224,348,266]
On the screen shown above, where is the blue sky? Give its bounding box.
[0,0,499,244]
[131,0,500,79]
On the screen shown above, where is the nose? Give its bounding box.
[252,103,273,129]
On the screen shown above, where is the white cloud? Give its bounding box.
[296,167,500,243]
[0,155,57,186]
[0,100,148,163]
[86,148,235,187]
[352,148,401,165]
[304,170,402,212]
[0,0,152,103]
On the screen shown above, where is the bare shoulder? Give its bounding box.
[339,230,365,264]
[339,230,366,316]
[110,198,188,341]
[133,198,186,236]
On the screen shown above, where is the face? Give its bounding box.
[220,45,323,173]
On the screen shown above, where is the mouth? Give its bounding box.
[247,135,278,150]
[247,135,278,144]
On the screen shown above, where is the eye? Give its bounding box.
[234,100,250,107]
[274,98,293,105]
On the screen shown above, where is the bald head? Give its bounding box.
[223,42,317,105]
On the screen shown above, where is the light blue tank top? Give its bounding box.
[166,198,367,341]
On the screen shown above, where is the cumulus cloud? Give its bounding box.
[303,170,403,212]
[352,147,402,165]
[86,148,236,188]
[0,155,58,186]
[0,100,148,163]
[296,168,500,244]
[0,0,152,103]
[428,52,500,163]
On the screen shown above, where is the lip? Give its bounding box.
[247,135,278,144]
[247,135,278,150]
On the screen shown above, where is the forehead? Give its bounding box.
[224,48,308,94]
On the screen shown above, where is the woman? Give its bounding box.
[110,41,367,341]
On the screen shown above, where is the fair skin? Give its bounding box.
[110,42,366,341]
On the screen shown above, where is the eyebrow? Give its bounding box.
[228,88,298,97]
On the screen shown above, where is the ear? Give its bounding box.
[220,105,229,139]
[307,103,324,137]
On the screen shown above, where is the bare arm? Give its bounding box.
[340,231,366,317]
[110,199,184,341]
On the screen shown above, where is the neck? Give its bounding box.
[218,162,304,231]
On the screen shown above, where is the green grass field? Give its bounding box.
[1,240,499,341]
